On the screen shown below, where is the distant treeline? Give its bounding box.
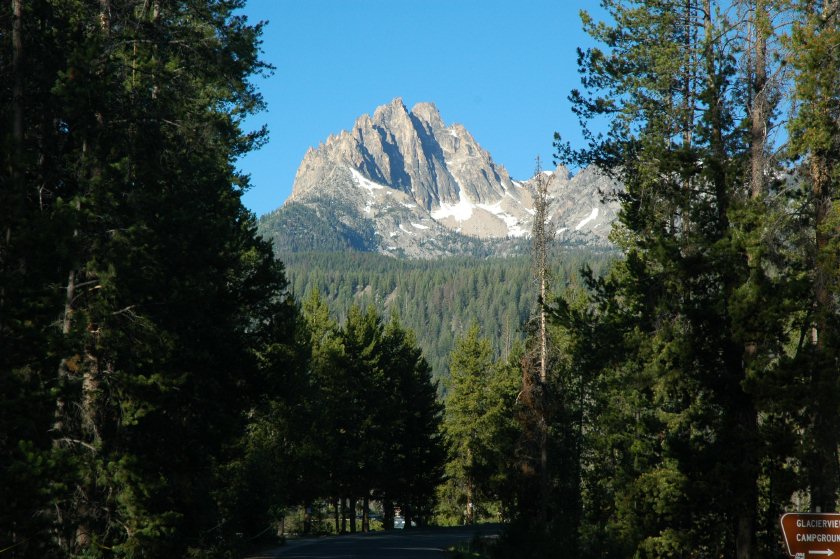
[277,250,617,379]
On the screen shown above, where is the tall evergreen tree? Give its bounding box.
[337,304,386,533]
[521,156,554,524]
[299,297,445,533]
[551,0,793,555]
[1,0,296,556]
[378,315,446,529]
[786,0,840,514]
[442,324,497,525]
[300,287,344,526]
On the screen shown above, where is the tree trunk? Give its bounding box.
[362,494,369,532]
[682,0,694,148]
[98,0,110,33]
[800,0,840,516]
[11,0,23,145]
[6,0,24,323]
[531,157,552,525]
[54,270,76,420]
[466,476,474,525]
[404,500,413,531]
[348,498,356,533]
[384,499,394,530]
[750,0,768,200]
[304,503,312,535]
[734,385,758,559]
[735,4,769,557]
[809,153,839,513]
[81,352,102,446]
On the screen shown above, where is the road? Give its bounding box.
[244,524,501,559]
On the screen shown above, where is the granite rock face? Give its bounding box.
[262,98,620,258]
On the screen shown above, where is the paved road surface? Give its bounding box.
[245,524,501,559]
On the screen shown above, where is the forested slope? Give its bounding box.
[277,250,617,378]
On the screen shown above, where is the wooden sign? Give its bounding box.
[781,513,840,558]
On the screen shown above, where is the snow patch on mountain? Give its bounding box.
[350,167,385,192]
[575,207,599,230]
[476,201,528,238]
[431,179,476,222]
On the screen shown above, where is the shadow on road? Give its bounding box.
[243,524,502,559]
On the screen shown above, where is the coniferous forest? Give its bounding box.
[279,251,616,378]
[495,0,840,557]
[2,1,840,559]
[1,1,301,556]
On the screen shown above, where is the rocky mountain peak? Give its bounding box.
[371,96,409,121]
[272,99,620,258]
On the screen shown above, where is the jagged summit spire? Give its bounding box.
[410,102,444,129]
[372,97,409,121]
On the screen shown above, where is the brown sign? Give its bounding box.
[781,513,840,558]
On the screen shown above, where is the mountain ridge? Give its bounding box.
[259,98,621,258]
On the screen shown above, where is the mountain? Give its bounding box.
[258,98,620,258]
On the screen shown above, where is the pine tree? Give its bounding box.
[1,1,72,554]
[782,0,840,514]
[553,0,786,555]
[301,289,349,533]
[523,156,554,524]
[378,316,446,528]
[298,298,445,532]
[442,324,496,524]
[339,305,387,533]
[2,0,291,556]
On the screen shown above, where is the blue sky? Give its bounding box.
[237,0,605,217]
